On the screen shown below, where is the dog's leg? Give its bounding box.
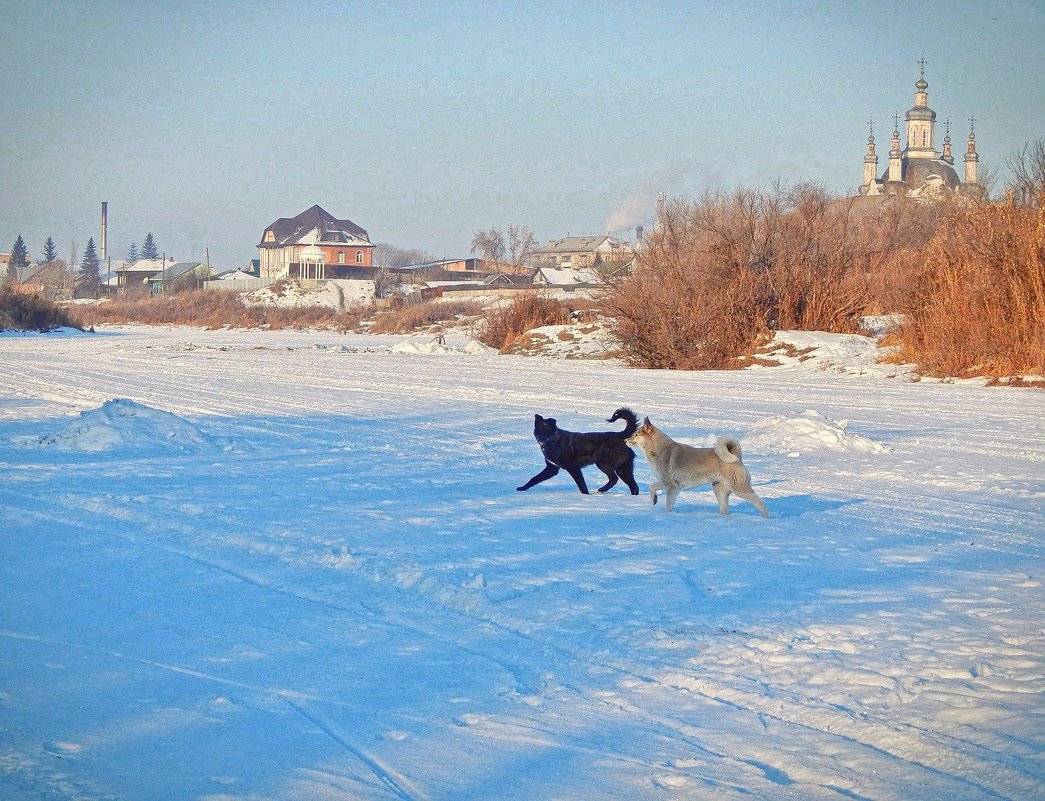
[648,480,664,505]
[517,462,560,491]
[664,484,681,512]
[712,481,731,515]
[565,466,590,494]
[619,457,641,495]
[594,462,618,493]
[735,488,770,517]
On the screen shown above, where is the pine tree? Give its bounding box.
[127,241,139,263]
[140,232,159,260]
[41,236,59,263]
[77,237,101,298]
[5,234,30,284]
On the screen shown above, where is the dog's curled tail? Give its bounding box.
[715,435,743,463]
[607,407,639,437]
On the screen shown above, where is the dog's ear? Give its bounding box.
[547,418,556,427]
[643,417,652,426]
[534,414,543,422]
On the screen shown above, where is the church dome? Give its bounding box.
[906,105,936,121]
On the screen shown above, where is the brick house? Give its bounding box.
[258,205,374,280]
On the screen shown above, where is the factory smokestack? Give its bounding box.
[100,202,108,260]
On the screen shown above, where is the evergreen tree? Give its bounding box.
[41,236,59,263]
[5,234,30,284]
[77,237,101,298]
[127,241,139,263]
[140,232,159,260]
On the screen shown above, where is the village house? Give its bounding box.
[257,205,374,280]
[532,236,634,271]
[146,262,213,294]
[113,258,175,292]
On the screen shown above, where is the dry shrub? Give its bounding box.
[475,293,573,352]
[74,290,366,332]
[0,287,81,331]
[601,185,966,370]
[896,201,1045,378]
[369,299,484,334]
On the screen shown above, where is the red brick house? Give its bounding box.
[258,205,374,280]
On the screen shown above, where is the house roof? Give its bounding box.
[145,263,210,282]
[259,205,371,249]
[115,258,171,274]
[535,236,631,255]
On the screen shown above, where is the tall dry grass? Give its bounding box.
[0,287,81,331]
[895,201,1045,378]
[475,294,575,352]
[603,184,897,369]
[74,290,367,332]
[368,299,484,334]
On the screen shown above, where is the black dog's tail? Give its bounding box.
[607,407,639,437]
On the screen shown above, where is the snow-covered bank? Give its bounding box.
[0,325,1042,801]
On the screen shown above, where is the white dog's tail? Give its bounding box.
[715,436,743,463]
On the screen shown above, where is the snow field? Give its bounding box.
[0,324,1042,800]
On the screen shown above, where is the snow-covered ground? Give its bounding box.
[0,324,1042,801]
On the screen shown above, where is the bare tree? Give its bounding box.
[506,225,538,267]
[1005,137,1045,205]
[372,242,432,270]
[470,228,506,262]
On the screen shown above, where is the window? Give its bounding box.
[338,250,345,264]
[355,251,363,264]
[264,230,275,242]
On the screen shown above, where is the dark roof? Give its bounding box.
[260,205,370,248]
[882,157,962,190]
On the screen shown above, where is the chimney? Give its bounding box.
[100,202,108,260]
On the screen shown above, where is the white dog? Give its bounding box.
[627,417,768,516]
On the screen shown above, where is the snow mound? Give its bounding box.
[390,339,494,355]
[747,330,915,380]
[391,340,460,355]
[504,320,620,360]
[39,398,213,452]
[742,409,888,455]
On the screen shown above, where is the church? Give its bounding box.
[859,62,981,199]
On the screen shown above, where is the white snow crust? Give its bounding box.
[0,323,1042,801]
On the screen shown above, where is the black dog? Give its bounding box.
[517,408,641,495]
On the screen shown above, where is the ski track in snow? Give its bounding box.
[0,325,1043,801]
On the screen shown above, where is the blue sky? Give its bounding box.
[1,0,1042,268]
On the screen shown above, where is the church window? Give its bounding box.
[355,250,363,264]
[338,250,345,264]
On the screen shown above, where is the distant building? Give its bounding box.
[147,262,213,294]
[532,236,634,270]
[860,66,982,199]
[258,205,374,280]
[114,258,175,292]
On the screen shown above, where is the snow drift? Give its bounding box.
[742,408,889,454]
[38,398,214,452]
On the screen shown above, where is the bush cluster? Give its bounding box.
[0,287,81,332]
[895,201,1044,377]
[474,293,575,352]
[369,299,484,334]
[602,184,954,371]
